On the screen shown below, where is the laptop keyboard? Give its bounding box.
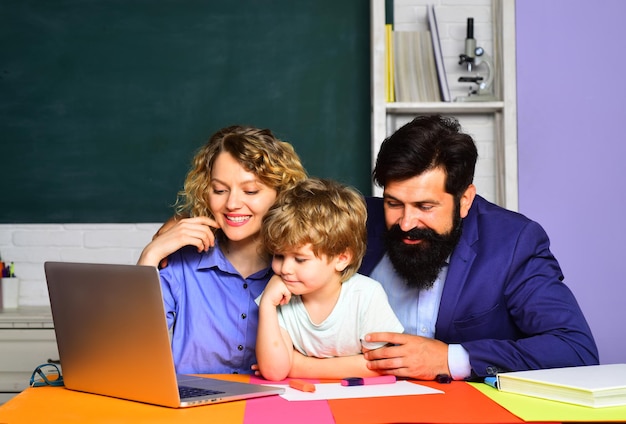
[179,385,225,399]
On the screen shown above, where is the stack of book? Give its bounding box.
[496,363,626,408]
[385,5,450,103]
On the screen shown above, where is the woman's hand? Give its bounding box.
[138,216,219,267]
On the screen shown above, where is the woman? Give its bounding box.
[138,125,307,374]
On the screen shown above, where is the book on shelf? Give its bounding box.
[393,30,440,103]
[427,5,450,102]
[495,363,626,408]
[385,23,395,103]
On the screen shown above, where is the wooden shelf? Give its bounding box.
[386,102,504,114]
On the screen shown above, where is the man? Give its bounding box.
[360,115,598,380]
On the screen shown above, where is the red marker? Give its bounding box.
[341,375,396,386]
[289,379,316,392]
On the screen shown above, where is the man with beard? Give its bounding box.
[354,115,598,381]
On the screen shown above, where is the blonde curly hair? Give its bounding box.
[261,178,367,282]
[175,125,307,219]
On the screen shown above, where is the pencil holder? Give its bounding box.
[1,277,20,309]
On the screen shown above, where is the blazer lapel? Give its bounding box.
[435,200,480,340]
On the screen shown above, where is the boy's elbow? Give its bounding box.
[258,366,289,382]
[256,355,290,381]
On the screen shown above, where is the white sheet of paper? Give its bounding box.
[263,381,443,402]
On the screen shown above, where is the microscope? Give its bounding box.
[455,18,496,102]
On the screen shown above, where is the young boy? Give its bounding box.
[255,178,404,381]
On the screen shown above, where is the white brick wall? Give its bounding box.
[0,223,161,306]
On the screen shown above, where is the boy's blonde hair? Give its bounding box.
[175,125,307,219]
[261,178,367,281]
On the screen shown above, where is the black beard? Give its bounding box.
[384,214,462,290]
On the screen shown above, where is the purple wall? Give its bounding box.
[516,0,626,364]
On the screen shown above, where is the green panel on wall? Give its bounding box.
[0,0,371,223]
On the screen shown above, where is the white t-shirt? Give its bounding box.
[276,273,404,357]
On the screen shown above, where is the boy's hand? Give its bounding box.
[260,275,292,307]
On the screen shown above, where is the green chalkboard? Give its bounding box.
[0,0,371,223]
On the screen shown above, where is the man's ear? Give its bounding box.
[334,250,353,272]
[459,184,476,219]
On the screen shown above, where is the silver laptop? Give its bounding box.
[43,261,283,408]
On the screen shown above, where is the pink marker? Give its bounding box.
[341,375,396,386]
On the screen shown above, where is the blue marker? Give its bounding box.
[484,376,498,389]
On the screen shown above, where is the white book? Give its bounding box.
[417,31,440,102]
[393,31,420,102]
[393,30,440,102]
[427,5,450,102]
[496,364,626,408]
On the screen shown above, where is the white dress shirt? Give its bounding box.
[371,254,471,379]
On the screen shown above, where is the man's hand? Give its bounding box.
[362,332,450,380]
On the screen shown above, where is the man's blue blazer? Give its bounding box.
[360,195,599,377]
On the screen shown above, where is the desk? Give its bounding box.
[0,374,544,424]
[0,306,57,404]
